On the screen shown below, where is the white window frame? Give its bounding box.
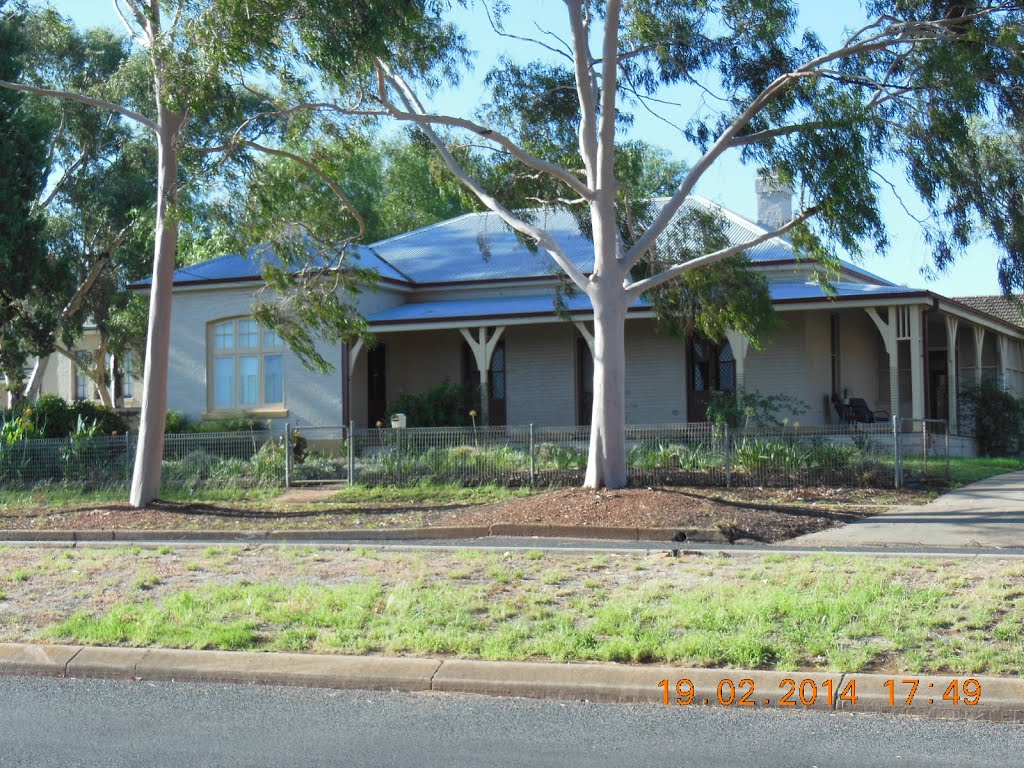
[207,317,285,411]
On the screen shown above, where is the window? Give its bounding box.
[208,318,285,410]
[122,351,135,399]
[74,351,92,401]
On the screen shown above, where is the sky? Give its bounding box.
[48,0,1007,297]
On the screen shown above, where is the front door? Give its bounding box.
[687,337,735,422]
[367,343,387,426]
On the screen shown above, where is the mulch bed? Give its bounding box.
[0,486,887,543]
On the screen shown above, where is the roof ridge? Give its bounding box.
[368,211,486,248]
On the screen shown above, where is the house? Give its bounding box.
[131,179,1024,447]
[2,324,143,411]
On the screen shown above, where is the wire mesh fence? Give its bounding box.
[0,418,948,493]
[894,418,951,487]
[0,430,284,492]
[346,422,899,488]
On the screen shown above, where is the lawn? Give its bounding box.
[1,545,1021,676]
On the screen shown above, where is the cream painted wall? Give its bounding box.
[624,320,685,423]
[163,282,406,430]
[506,323,577,426]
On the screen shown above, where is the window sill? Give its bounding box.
[203,408,289,420]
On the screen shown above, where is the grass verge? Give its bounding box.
[1,547,1014,675]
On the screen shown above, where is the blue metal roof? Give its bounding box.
[367,281,924,327]
[770,281,922,302]
[368,196,807,284]
[152,196,887,290]
[134,242,410,287]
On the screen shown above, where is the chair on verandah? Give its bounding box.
[831,394,890,424]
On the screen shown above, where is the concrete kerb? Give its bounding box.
[0,525,721,544]
[0,643,1020,722]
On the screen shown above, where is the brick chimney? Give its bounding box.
[755,169,793,231]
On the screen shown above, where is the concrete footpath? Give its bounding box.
[794,471,1024,548]
[0,643,1020,722]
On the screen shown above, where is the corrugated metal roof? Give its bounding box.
[151,196,889,290]
[367,281,923,326]
[770,281,921,302]
[134,242,410,288]
[369,196,805,284]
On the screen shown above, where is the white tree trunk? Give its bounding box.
[129,105,181,508]
[583,287,629,489]
[22,356,47,402]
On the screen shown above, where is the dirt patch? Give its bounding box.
[0,485,895,542]
[431,487,880,542]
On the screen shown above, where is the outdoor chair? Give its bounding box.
[831,394,890,424]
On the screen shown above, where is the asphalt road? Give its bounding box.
[0,676,1020,767]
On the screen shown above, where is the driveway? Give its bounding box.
[792,471,1024,549]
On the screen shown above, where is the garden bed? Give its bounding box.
[0,484,917,542]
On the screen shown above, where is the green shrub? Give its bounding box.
[165,411,196,433]
[960,378,1024,456]
[28,395,75,438]
[69,401,128,436]
[195,418,268,433]
[707,388,808,429]
[387,380,471,427]
[734,439,809,472]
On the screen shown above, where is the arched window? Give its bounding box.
[208,318,284,410]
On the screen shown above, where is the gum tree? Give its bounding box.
[0,0,464,506]
[287,1,1024,488]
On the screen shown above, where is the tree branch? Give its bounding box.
[0,80,157,131]
[625,207,819,299]
[566,1,599,186]
[377,61,591,292]
[243,140,367,242]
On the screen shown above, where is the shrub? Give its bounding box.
[387,380,471,427]
[707,388,808,429]
[28,395,75,438]
[165,411,196,433]
[960,378,1024,456]
[69,401,128,436]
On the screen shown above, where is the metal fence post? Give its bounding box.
[396,428,403,485]
[724,424,732,487]
[944,425,950,482]
[283,421,292,488]
[892,415,902,489]
[348,421,356,486]
[922,419,928,478]
[529,423,535,487]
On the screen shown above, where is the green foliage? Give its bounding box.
[4,395,126,439]
[164,411,267,434]
[0,3,69,390]
[387,380,471,427]
[706,388,808,429]
[960,378,1024,456]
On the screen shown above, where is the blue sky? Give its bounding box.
[49,0,1005,297]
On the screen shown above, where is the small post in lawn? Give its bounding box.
[529,423,535,487]
[944,425,950,482]
[724,424,732,487]
[348,421,356,486]
[892,415,902,489]
[284,421,292,488]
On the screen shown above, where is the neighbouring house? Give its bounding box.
[129,178,1024,447]
[1,323,142,411]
